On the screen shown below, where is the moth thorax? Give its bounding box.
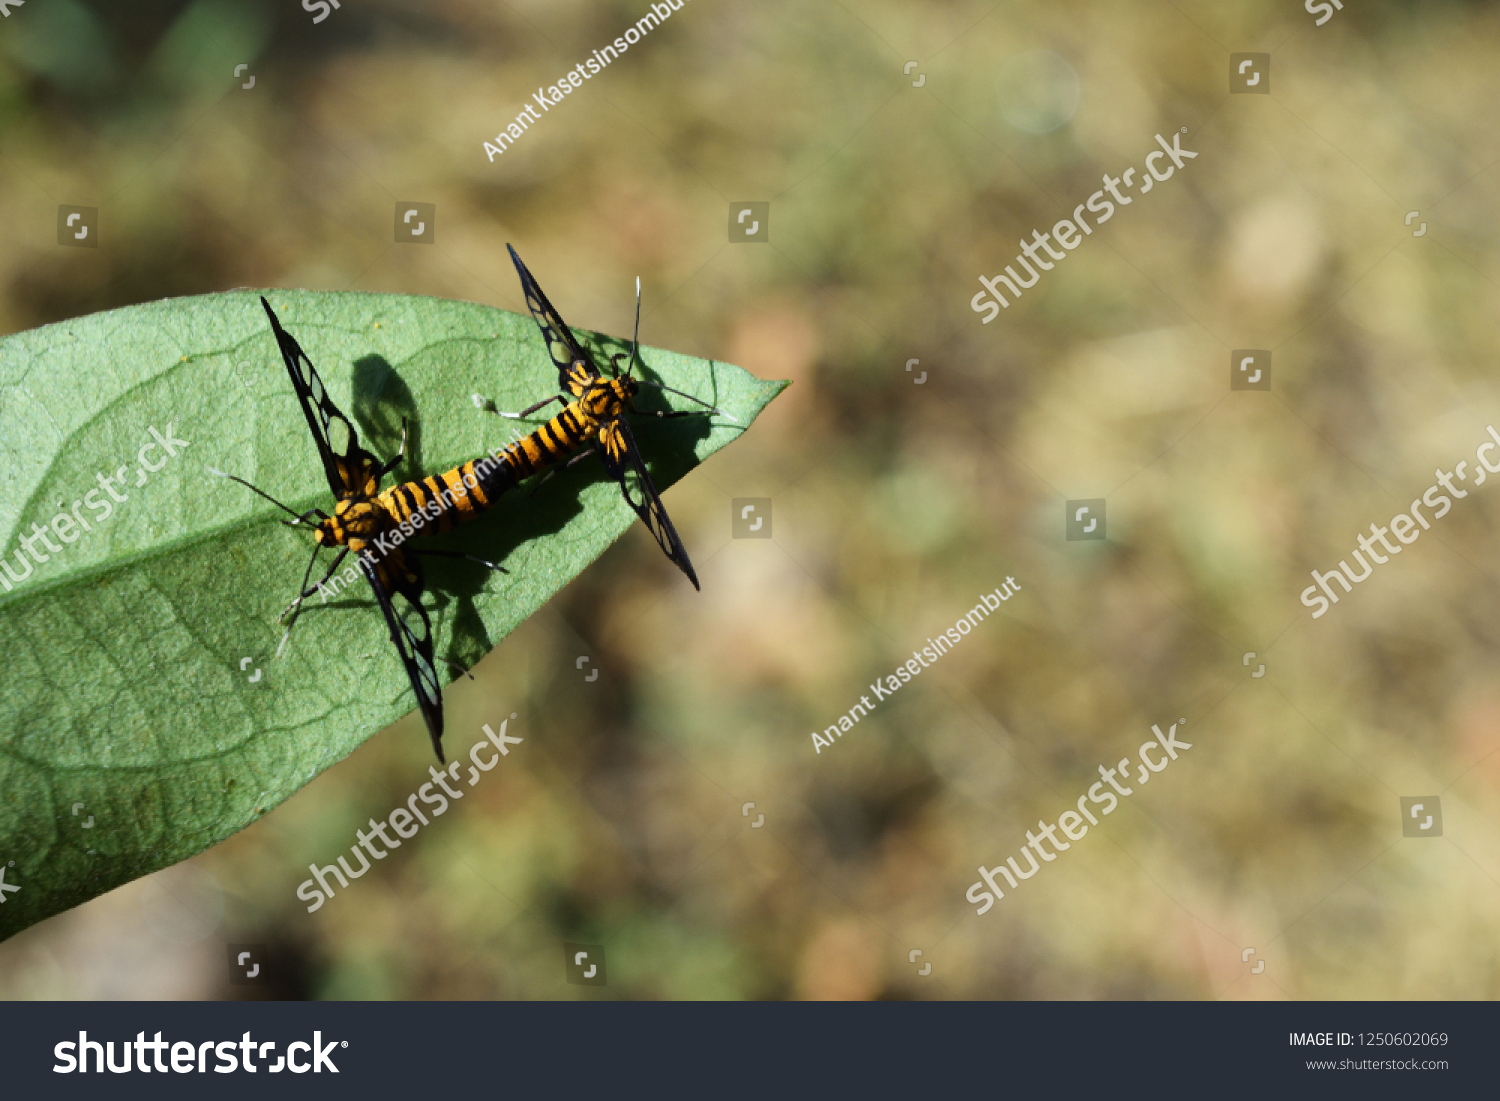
[587,380,629,418]
[335,500,382,538]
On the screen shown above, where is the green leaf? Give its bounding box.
[0,289,786,940]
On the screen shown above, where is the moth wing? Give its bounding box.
[261,296,380,498]
[507,244,602,394]
[598,419,700,590]
[363,556,446,760]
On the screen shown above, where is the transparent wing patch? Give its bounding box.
[363,556,446,760]
[506,244,601,393]
[260,296,377,497]
[598,420,700,590]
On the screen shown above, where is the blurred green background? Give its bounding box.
[4,0,1500,999]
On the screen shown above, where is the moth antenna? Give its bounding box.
[625,275,641,379]
[209,466,318,523]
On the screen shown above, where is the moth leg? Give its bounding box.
[409,548,509,574]
[472,392,568,420]
[377,418,410,479]
[525,446,596,497]
[278,546,350,624]
[562,446,597,470]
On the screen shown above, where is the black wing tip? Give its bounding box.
[419,687,446,763]
[676,545,701,590]
[424,689,446,760]
[260,296,294,346]
[676,547,700,590]
[366,568,447,767]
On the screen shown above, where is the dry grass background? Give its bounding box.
[3,0,1500,999]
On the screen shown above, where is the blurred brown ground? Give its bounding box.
[3,0,1500,999]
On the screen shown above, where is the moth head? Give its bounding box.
[314,515,342,547]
